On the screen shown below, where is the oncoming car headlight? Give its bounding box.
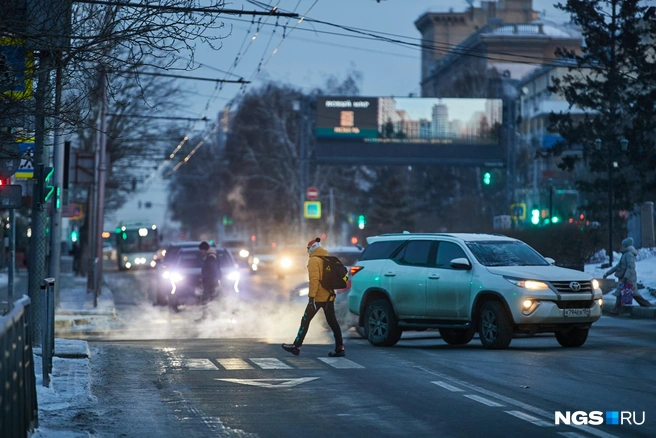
[170,273,184,283]
[239,249,249,258]
[280,257,292,269]
[162,271,170,279]
[505,278,550,290]
[226,271,240,281]
[592,279,600,290]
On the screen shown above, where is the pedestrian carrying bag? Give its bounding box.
[319,256,348,290]
[620,282,633,306]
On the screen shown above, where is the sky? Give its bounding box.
[174,0,578,121]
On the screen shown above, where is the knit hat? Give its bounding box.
[621,237,633,247]
[199,241,210,250]
[306,237,321,254]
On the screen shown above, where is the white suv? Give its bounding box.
[348,233,602,349]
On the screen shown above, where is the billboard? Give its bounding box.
[315,97,505,165]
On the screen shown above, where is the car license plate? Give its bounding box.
[564,309,590,317]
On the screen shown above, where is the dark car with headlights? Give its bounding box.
[162,246,240,311]
[153,241,206,305]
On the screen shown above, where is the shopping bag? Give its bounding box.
[620,282,633,306]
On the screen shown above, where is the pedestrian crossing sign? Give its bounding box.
[304,201,321,219]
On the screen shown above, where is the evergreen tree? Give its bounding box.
[367,170,415,235]
[549,0,656,209]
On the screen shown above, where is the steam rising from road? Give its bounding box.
[85,269,357,345]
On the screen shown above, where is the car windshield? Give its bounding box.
[466,241,549,267]
[177,252,201,269]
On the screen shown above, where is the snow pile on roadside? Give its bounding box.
[32,343,97,437]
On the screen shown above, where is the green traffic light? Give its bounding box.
[357,214,366,229]
[483,172,491,185]
[531,209,540,225]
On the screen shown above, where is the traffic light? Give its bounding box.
[44,166,54,202]
[357,214,366,229]
[483,172,491,185]
[531,207,540,225]
[70,230,79,243]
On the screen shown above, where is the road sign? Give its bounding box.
[304,201,321,219]
[306,187,319,200]
[62,203,83,220]
[0,185,22,209]
[15,137,34,179]
[510,203,527,220]
[0,38,33,100]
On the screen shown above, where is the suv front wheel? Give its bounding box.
[478,301,513,350]
[364,299,402,347]
[555,327,589,347]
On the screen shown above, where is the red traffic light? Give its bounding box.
[351,236,358,245]
[579,213,585,221]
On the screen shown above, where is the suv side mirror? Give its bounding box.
[450,258,471,270]
[545,257,555,265]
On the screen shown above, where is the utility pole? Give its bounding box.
[28,50,53,344]
[48,57,64,307]
[94,64,108,303]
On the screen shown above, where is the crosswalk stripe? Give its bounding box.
[463,394,504,407]
[285,357,327,369]
[317,357,365,369]
[183,359,218,370]
[431,381,464,392]
[505,410,555,427]
[216,358,253,370]
[250,358,292,369]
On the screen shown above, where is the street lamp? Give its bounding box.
[595,137,628,265]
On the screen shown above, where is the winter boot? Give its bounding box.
[328,346,345,357]
[282,343,301,356]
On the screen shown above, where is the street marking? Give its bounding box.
[418,367,619,438]
[558,433,588,438]
[505,410,555,427]
[250,358,292,369]
[463,394,504,407]
[184,359,218,370]
[431,381,464,392]
[285,357,326,369]
[216,377,319,388]
[317,357,365,369]
[216,358,253,370]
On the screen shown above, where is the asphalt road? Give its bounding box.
[83,268,656,438]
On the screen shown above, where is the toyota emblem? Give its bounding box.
[569,281,581,291]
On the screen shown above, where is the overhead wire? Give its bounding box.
[162,0,318,179]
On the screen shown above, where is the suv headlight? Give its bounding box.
[280,257,292,268]
[592,279,600,290]
[170,272,184,283]
[239,249,249,258]
[226,271,240,281]
[505,278,550,290]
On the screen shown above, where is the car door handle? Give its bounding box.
[384,272,396,277]
[428,275,440,280]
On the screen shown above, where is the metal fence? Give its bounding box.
[0,295,39,437]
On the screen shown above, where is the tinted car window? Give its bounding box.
[396,240,432,266]
[177,252,201,269]
[435,241,468,269]
[216,249,235,268]
[466,241,549,267]
[360,240,405,261]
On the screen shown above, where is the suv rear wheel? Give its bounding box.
[555,328,589,347]
[439,328,475,346]
[478,301,513,350]
[364,299,402,347]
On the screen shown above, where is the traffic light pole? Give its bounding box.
[94,65,109,304]
[28,50,54,344]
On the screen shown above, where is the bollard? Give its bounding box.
[41,278,55,387]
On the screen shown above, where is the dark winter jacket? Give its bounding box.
[201,248,221,292]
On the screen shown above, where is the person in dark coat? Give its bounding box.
[199,241,221,304]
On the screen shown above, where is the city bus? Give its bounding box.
[115,222,159,271]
